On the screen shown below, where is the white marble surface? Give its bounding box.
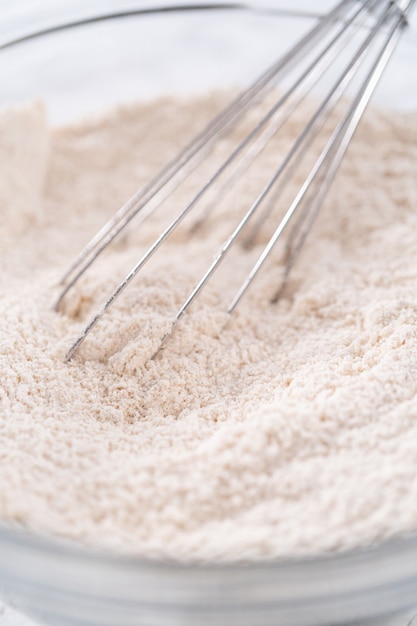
[0,1,416,624]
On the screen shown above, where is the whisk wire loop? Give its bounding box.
[61,0,415,361]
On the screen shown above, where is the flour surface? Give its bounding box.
[0,94,417,561]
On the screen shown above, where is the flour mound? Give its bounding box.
[0,96,417,561]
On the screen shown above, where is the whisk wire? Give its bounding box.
[61,0,414,361]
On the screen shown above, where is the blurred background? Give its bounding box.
[0,0,416,124]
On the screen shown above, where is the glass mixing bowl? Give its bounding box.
[0,2,417,625]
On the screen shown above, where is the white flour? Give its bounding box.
[0,94,416,561]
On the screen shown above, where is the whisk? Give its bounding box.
[56,0,414,361]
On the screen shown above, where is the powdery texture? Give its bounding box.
[0,94,417,561]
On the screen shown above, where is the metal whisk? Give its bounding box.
[56,0,414,361]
